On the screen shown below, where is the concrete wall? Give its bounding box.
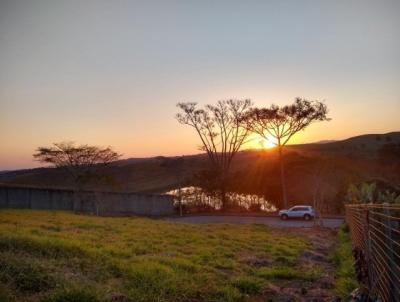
[0,184,174,216]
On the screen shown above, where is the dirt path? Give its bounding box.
[168,215,344,228]
[167,215,342,301]
[251,228,338,302]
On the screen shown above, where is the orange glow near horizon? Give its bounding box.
[245,134,278,150]
[1,1,400,171]
[263,135,278,149]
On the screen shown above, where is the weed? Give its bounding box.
[0,253,55,292]
[0,284,14,302]
[43,286,99,302]
[332,224,359,299]
[256,266,299,280]
[231,276,262,295]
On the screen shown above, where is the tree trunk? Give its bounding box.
[178,186,183,216]
[278,146,288,208]
[217,167,228,210]
[220,186,227,210]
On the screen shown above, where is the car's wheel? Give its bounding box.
[303,214,311,221]
[280,214,288,220]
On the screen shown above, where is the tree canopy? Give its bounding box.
[176,99,252,174]
[244,98,330,208]
[33,142,121,188]
[245,98,330,147]
[176,99,253,207]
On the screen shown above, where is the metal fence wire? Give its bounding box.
[345,204,400,302]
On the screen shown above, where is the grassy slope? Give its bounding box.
[0,210,326,302]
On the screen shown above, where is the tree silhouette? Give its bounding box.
[33,141,121,190]
[176,99,252,208]
[245,98,330,208]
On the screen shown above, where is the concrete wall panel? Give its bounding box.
[0,185,174,216]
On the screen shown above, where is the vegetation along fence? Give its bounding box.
[345,204,400,302]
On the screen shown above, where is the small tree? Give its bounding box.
[33,142,121,191]
[245,98,330,208]
[176,99,252,208]
[347,183,400,204]
[309,156,338,225]
[346,183,376,204]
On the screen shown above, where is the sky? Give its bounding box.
[0,0,399,170]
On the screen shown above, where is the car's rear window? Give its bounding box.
[293,207,309,211]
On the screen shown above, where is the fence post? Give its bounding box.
[365,207,373,294]
[384,206,397,302]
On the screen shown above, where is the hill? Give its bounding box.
[289,132,400,156]
[1,132,399,213]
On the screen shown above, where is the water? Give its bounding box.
[165,186,276,212]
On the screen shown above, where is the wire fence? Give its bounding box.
[345,204,400,302]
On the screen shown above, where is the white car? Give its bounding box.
[279,205,315,221]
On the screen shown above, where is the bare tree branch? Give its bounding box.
[244,98,330,207]
[176,99,253,207]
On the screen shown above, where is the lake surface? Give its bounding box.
[165,186,276,212]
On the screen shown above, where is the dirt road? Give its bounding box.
[168,215,344,228]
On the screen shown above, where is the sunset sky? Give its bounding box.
[1,0,399,170]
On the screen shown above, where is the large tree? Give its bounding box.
[33,142,121,190]
[245,98,330,208]
[176,99,252,208]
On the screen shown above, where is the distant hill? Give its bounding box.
[1,131,399,213]
[289,132,400,156]
[312,140,337,144]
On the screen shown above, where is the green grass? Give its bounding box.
[332,224,359,300]
[0,210,312,302]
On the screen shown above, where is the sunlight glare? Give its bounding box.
[250,135,278,149]
[263,137,277,149]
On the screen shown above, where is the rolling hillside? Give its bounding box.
[289,132,400,155]
[1,132,399,212]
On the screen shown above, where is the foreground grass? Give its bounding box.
[332,224,359,300]
[0,210,313,302]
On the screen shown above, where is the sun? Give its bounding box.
[254,136,277,149]
[263,138,276,149]
[258,134,278,149]
[246,134,278,150]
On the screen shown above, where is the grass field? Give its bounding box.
[0,210,332,302]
